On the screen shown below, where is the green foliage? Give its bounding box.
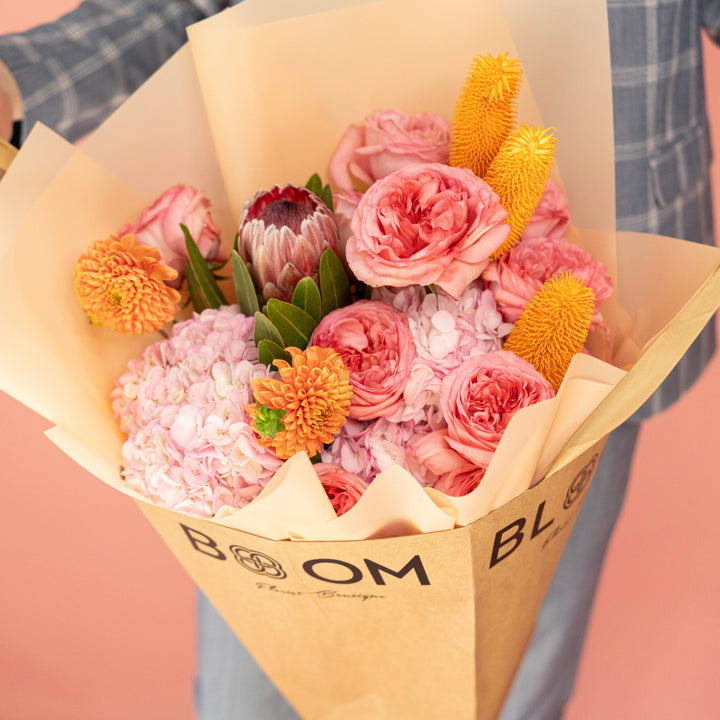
[306,172,334,212]
[231,250,260,317]
[253,403,287,439]
[266,299,317,349]
[292,277,322,323]
[183,224,227,311]
[319,248,351,317]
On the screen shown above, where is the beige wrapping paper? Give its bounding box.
[1,0,719,718]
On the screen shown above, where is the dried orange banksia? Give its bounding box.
[503,273,595,391]
[484,124,557,258]
[449,52,523,178]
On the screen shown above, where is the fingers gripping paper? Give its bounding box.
[1,0,719,718]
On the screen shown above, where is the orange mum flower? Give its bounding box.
[247,346,353,460]
[74,233,181,334]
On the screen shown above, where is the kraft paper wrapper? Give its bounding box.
[2,1,720,717]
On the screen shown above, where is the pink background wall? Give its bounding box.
[1,2,719,718]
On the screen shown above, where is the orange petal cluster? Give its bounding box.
[247,346,353,459]
[485,124,557,258]
[449,52,522,178]
[74,233,181,334]
[503,272,595,391]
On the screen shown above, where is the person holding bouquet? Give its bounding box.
[1,1,718,719]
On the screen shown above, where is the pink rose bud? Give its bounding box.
[310,299,416,421]
[346,163,510,300]
[314,463,368,516]
[329,109,451,193]
[120,184,224,288]
[238,184,339,302]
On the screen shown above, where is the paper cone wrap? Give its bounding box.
[1,0,719,718]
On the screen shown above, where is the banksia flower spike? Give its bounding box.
[449,52,523,178]
[246,346,354,459]
[484,124,557,259]
[74,234,181,334]
[503,272,595,391]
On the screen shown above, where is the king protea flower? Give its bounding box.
[238,184,340,302]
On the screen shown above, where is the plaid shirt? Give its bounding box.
[1,0,718,416]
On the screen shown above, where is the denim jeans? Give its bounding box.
[195,419,642,720]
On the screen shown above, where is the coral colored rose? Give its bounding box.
[432,463,486,497]
[314,463,368,516]
[120,184,224,288]
[483,234,613,332]
[310,300,415,421]
[330,109,451,193]
[346,163,510,299]
[426,350,554,468]
[521,180,571,240]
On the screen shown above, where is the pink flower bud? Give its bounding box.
[238,184,339,302]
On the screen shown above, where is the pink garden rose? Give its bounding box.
[329,109,451,193]
[521,179,571,240]
[310,299,416,421]
[431,463,487,497]
[346,163,510,299]
[314,463,368,516]
[412,350,554,470]
[484,234,613,332]
[120,184,224,288]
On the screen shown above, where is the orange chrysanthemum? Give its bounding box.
[449,52,523,178]
[74,233,181,334]
[484,124,557,258]
[504,273,595,391]
[247,346,353,460]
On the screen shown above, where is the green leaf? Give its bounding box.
[320,183,334,213]
[185,261,209,312]
[254,311,284,348]
[231,250,260,317]
[266,299,317,349]
[257,338,292,367]
[182,224,227,309]
[291,277,322,323]
[253,403,287,439]
[306,173,323,197]
[319,249,351,317]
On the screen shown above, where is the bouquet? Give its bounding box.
[2,0,720,718]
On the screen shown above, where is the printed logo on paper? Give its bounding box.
[563,454,599,509]
[230,545,287,579]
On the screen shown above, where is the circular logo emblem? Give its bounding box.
[230,546,287,579]
[564,454,599,509]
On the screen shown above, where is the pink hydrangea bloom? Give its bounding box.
[483,234,613,333]
[321,405,444,487]
[112,306,283,518]
[373,282,513,422]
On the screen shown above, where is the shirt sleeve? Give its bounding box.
[703,0,720,44]
[0,0,230,144]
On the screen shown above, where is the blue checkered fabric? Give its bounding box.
[0,0,232,143]
[609,0,719,417]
